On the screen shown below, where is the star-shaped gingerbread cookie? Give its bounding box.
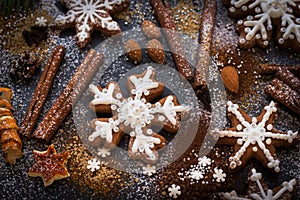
[217,101,298,172]
[52,0,130,48]
[223,168,297,200]
[28,144,70,186]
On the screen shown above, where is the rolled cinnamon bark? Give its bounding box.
[193,0,217,92]
[150,0,193,80]
[265,78,300,116]
[275,69,300,93]
[259,64,300,76]
[32,49,103,142]
[20,46,65,138]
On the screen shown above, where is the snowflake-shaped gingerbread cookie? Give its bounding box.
[88,67,189,163]
[223,0,300,51]
[223,168,297,200]
[52,0,130,48]
[217,101,298,172]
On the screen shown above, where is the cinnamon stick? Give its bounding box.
[275,69,300,93]
[20,46,65,138]
[265,78,300,116]
[150,0,193,80]
[193,0,217,92]
[32,49,103,142]
[259,64,300,76]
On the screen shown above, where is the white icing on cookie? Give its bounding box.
[219,101,297,172]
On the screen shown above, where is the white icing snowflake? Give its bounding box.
[218,101,297,172]
[35,16,47,27]
[97,147,110,158]
[213,167,226,182]
[88,66,189,162]
[87,158,100,172]
[168,184,181,199]
[53,0,129,48]
[225,0,300,50]
[223,168,297,200]
[142,164,156,176]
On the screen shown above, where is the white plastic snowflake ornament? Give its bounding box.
[87,158,100,172]
[52,0,130,48]
[88,67,189,163]
[223,168,297,200]
[168,184,181,199]
[218,101,297,172]
[223,0,300,51]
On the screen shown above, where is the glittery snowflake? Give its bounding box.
[87,158,100,172]
[97,147,110,158]
[35,17,48,27]
[88,67,189,163]
[223,168,297,200]
[168,184,181,199]
[142,164,156,176]
[213,167,226,182]
[198,156,212,167]
[218,101,297,172]
[223,0,300,51]
[52,0,130,48]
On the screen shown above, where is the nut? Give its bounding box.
[146,39,165,64]
[142,20,161,39]
[124,39,142,64]
[221,66,239,93]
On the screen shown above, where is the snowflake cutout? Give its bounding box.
[218,101,297,172]
[223,0,300,51]
[168,184,181,199]
[198,156,212,167]
[142,164,156,176]
[182,156,214,184]
[88,67,189,163]
[213,167,226,182]
[87,158,100,172]
[35,17,48,27]
[223,168,297,200]
[189,169,204,181]
[52,0,130,48]
[97,147,110,158]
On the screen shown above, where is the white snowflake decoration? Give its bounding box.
[142,164,156,176]
[168,184,181,199]
[225,0,300,50]
[213,167,226,182]
[97,147,110,158]
[223,168,297,200]
[87,158,100,172]
[218,101,297,172]
[88,67,189,162]
[53,0,129,48]
[198,156,212,167]
[35,17,48,27]
[181,156,215,184]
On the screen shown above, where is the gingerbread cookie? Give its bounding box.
[217,101,298,172]
[88,67,189,163]
[28,144,70,186]
[223,168,297,199]
[223,0,300,52]
[52,0,130,48]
